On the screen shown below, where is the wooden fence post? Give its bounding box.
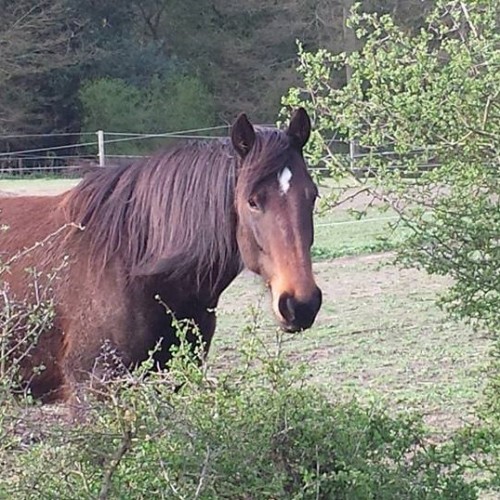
[97,130,105,167]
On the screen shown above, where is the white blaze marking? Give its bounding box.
[278,167,292,195]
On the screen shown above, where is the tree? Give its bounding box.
[79,74,215,155]
[0,0,182,163]
[0,0,92,134]
[282,0,499,398]
[0,0,441,140]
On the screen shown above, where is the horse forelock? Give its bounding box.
[237,128,292,199]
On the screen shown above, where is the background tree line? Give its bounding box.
[0,0,435,154]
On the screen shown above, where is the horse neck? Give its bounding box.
[137,251,243,310]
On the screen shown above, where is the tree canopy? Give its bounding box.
[0,0,435,146]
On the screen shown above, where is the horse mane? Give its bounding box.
[62,127,292,289]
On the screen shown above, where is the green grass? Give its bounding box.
[214,256,489,435]
[312,208,406,260]
[0,178,79,196]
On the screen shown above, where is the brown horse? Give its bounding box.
[0,108,322,404]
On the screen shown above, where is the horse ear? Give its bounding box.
[231,112,256,158]
[286,107,311,150]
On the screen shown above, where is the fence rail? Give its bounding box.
[0,127,445,176]
[0,126,253,175]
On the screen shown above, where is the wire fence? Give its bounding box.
[0,123,358,175]
[0,125,445,176]
[0,126,415,232]
[0,125,233,175]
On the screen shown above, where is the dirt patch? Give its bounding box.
[3,404,71,446]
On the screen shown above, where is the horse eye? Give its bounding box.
[248,197,261,211]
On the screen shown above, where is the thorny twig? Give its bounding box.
[194,446,211,499]
[98,429,133,500]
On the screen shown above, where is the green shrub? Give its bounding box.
[79,74,216,155]
[0,321,486,499]
[79,78,144,137]
[282,0,500,436]
[282,0,499,334]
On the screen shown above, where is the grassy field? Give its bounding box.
[0,178,79,196]
[0,178,491,435]
[214,257,489,435]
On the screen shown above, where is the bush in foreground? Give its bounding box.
[0,322,490,499]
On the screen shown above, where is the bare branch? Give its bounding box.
[98,429,133,500]
[194,446,211,499]
[459,2,478,38]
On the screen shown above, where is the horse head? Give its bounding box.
[232,108,322,332]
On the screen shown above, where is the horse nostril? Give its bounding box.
[286,296,296,322]
[278,293,296,324]
[278,287,322,331]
